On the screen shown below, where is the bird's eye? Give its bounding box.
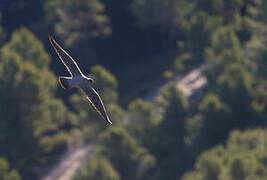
[89,79,94,84]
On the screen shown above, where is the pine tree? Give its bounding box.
[0,28,76,179]
[45,0,111,46]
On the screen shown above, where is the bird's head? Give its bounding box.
[87,77,94,85]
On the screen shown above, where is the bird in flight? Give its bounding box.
[49,36,112,124]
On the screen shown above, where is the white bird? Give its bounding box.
[49,36,112,124]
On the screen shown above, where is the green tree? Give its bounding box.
[127,99,158,149]
[1,27,50,69]
[196,62,262,150]
[154,83,189,179]
[174,52,193,73]
[99,127,155,180]
[196,0,243,24]
[252,83,267,123]
[45,0,111,46]
[185,11,222,62]
[186,94,230,149]
[0,28,75,179]
[73,155,120,180]
[196,0,263,42]
[182,129,267,180]
[89,65,118,104]
[204,27,253,84]
[131,0,194,47]
[216,63,256,128]
[0,158,21,180]
[245,34,267,78]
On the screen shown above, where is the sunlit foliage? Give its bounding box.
[45,0,111,46]
[72,155,120,180]
[0,28,76,179]
[99,127,155,180]
[182,129,267,180]
[0,158,21,180]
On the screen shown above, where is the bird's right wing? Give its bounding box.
[49,36,82,76]
[80,83,112,125]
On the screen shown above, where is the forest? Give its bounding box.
[0,0,266,179]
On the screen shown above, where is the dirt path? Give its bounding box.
[143,65,207,100]
[41,145,92,180]
[175,65,207,97]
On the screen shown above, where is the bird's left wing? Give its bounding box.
[80,83,112,124]
[49,36,82,76]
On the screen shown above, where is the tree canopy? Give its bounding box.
[99,127,155,180]
[45,0,111,46]
[72,155,120,180]
[182,129,267,180]
[0,158,21,180]
[0,0,267,180]
[0,28,76,179]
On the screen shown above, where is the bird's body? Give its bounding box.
[49,36,112,124]
[59,75,87,89]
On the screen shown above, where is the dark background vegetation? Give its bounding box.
[0,0,266,179]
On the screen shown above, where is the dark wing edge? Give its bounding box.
[81,85,112,125]
[49,36,82,76]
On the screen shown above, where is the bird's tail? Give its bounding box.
[58,76,74,89]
